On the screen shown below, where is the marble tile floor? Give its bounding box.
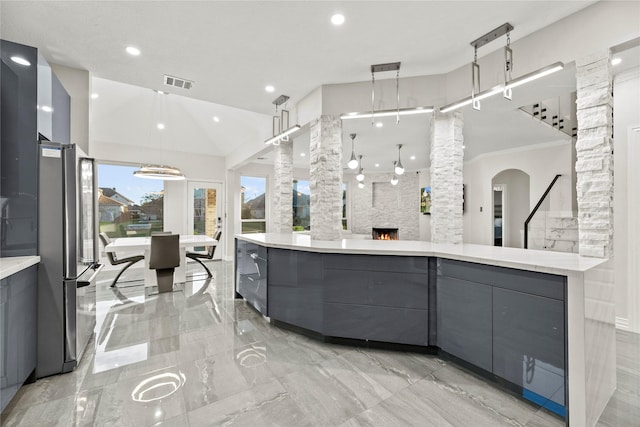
[1,261,638,426]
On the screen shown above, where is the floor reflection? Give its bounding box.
[0,261,637,426]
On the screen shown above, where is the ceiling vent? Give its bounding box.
[163,74,194,90]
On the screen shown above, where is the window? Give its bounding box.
[240,176,267,233]
[98,164,164,237]
[293,180,310,231]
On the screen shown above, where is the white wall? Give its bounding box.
[613,67,640,332]
[50,64,90,154]
[463,141,572,246]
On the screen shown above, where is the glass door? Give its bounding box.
[187,181,223,259]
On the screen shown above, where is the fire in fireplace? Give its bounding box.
[372,228,399,240]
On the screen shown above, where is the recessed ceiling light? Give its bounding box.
[410,155,416,160]
[10,56,31,66]
[157,123,165,130]
[375,163,380,167]
[265,85,275,93]
[155,90,167,95]
[213,116,220,123]
[126,46,141,56]
[300,153,306,157]
[41,105,53,112]
[331,14,345,26]
[91,93,99,99]
[375,122,383,128]
[611,57,622,66]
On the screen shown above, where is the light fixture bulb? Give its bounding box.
[10,56,31,66]
[331,14,345,26]
[213,116,220,122]
[356,172,365,182]
[395,144,405,175]
[126,46,141,56]
[348,155,358,169]
[358,182,365,189]
[265,85,275,93]
[157,123,165,130]
[390,175,399,186]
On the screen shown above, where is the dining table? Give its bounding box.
[104,234,217,287]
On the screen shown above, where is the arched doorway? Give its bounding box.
[491,169,530,248]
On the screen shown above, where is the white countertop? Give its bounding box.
[235,233,605,275]
[0,256,40,280]
[105,235,217,252]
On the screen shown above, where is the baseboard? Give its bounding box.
[616,316,630,331]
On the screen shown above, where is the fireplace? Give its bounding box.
[372,228,399,240]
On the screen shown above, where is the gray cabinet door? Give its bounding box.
[268,249,323,333]
[1,265,37,412]
[493,288,565,406]
[437,276,492,372]
[324,303,429,346]
[235,240,268,315]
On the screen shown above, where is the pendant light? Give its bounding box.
[134,90,186,181]
[356,155,365,182]
[390,162,399,186]
[394,144,405,175]
[347,133,359,169]
[358,182,365,189]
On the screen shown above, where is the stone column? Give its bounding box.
[575,50,613,258]
[430,110,464,244]
[310,115,343,241]
[271,139,293,233]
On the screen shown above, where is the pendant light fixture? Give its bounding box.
[394,144,405,175]
[134,90,186,181]
[370,62,401,126]
[439,23,563,114]
[264,94,301,145]
[356,155,365,182]
[390,161,399,186]
[347,133,359,169]
[358,182,365,189]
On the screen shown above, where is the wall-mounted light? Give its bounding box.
[394,144,405,175]
[347,133,359,169]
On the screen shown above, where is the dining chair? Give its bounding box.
[149,234,181,293]
[186,230,221,278]
[99,232,144,288]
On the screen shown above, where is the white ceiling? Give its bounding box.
[4,1,636,171]
[1,1,597,115]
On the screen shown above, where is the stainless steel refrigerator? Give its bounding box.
[37,140,102,378]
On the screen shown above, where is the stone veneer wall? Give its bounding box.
[575,51,613,258]
[348,172,419,240]
[310,115,343,241]
[272,139,293,233]
[430,111,464,244]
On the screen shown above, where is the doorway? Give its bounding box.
[493,184,505,246]
[187,181,223,260]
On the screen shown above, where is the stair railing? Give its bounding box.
[524,174,562,249]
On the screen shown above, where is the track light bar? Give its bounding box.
[504,62,564,90]
[439,86,503,113]
[340,106,434,120]
[264,124,301,145]
[439,62,564,113]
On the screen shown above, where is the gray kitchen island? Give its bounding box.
[235,233,615,427]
